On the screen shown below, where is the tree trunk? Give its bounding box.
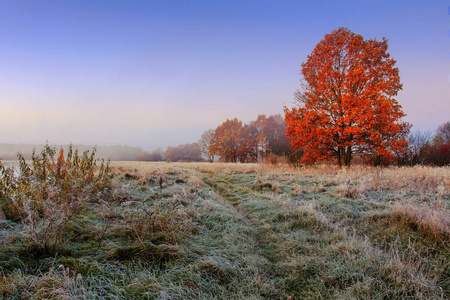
[337,147,343,167]
[345,146,352,167]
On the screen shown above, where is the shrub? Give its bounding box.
[0,144,112,254]
[0,162,20,220]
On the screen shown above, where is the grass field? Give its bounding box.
[1,161,449,299]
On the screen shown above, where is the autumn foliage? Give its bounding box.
[285,28,410,167]
[210,118,244,163]
[210,115,291,163]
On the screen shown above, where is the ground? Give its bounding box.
[1,162,449,299]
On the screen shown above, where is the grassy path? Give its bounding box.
[200,170,344,298]
[202,174,289,287]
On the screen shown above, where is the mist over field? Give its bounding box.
[1,1,449,149]
[0,143,146,161]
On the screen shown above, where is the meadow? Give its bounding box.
[1,158,449,299]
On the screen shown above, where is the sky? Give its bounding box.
[1,0,449,151]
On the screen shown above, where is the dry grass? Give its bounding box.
[390,202,449,242]
[1,161,449,299]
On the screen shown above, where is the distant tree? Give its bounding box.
[421,137,450,166]
[251,114,268,161]
[262,114,290,157]
[395,130,431,165]
[164,146,176,162]
[207,114,294,163]
[211,118,243,163]
[436,121,450,143]
[198,129,215,163]
[407,130,431,165]
[238,123,260,163]
[150,148,165,161]
[138,148,165,161]
[285,27,410,167]
[165,143,202,162]
[420,121,450,166]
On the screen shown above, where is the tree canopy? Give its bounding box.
[210,118,243,163]
[285,27,410,167]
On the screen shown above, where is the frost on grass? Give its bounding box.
[1,161,449,299]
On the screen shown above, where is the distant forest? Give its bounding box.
[0,144,145,161]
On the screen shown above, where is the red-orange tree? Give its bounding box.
[210,118,243,163]
[284,28,410,167]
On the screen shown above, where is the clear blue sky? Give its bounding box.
[1,0,449,150]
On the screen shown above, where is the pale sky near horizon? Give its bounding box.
[1,0,449,151]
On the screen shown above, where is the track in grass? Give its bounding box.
[200,170,347,298]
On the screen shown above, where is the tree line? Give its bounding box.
[137,120,449,166]
[137,27,448,167]
[137,114,294,164]
[398,122,450,166]
[137,144,202,162]
[200,114,291,163]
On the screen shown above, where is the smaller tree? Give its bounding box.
[436,121,450,143]
[198,129,215,163]
[421,136,450,166]
[238,123,260,163]
[251,114,268,161]
[263,114,291,157]
[165,143,202,162]
[420,121,450,166]
[406,130,431,165]
[137,148,165,161]
[210,118,243,163]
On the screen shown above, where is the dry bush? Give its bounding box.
[0,270,32,298]
[1,144,112,254]
[289,184,305,196]
[255,179,273,191]
[291,201,334,230]
[0,163,20,220]
[254,178,283,193]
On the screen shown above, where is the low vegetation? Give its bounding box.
[1,154,449,299]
